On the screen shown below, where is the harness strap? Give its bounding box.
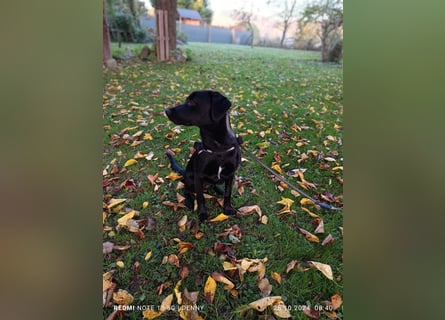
[198,146,235,155]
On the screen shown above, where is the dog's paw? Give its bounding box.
[224,206,237,216]
[198,211,209,222]
[185,195,195,210]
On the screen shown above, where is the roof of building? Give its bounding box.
[177,8,202,20]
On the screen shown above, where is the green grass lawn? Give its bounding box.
[103,42,343,320]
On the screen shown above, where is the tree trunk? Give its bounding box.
[103,0,112,63]
[280,23,288,48]
[321,21,329,62]
[103,0,117,69]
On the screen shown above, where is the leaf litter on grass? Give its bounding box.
[103,43,343,319]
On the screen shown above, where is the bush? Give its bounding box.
[328,40,343,63]
[133,27,147,43]
[177,31,188,44]
[109,12,146,43]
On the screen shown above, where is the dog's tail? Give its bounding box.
[165,150,185,175]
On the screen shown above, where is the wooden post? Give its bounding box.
[155,0,177,61]
[156,9,169,61]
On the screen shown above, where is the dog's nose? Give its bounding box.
[165,109,172,117]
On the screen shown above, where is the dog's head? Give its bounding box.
[165,90,232,127]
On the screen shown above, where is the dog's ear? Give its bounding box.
[210,91,231,121]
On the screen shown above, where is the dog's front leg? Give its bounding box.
[223,175,237,216]
[194,175,208,221]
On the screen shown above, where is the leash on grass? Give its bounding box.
[240,145,342,211]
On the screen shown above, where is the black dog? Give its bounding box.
[165,90,242,221]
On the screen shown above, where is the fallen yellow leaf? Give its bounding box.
[167,172,182,181]
[276,197,294,214]
[107,198,126,209]
[222,261,237,271]
[209,213,229,222]
[142,309,162,319]
[117,211,135,226]
[271,163,283,175]
[174,280,182,304]
[124,158,138,167]
[116,261,125,268]
[134,151,148,159]
[271,272,282,285]
[159,294,174,313]
[300,198,315,206]
[300,206,320,218]
[204,275,217,304]
[144,251,152,261]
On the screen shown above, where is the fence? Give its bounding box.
[140,17,252,46]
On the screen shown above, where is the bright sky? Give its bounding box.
[208,0,274,16]
[143,0,275,17]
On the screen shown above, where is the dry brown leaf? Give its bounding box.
[296,227,320,243]
[237,205,262,217]
[248,296,282,312]
[321,234,335,246]
[113,289,134,305]
[286,260,298,273]
[168,254,180,267]
[211,271,235,290]
[302,307,321,319]
[178,241,194,254]
[179,289,204,320]
[272,300,292,318]
[258,278,272,297]
[331,294,343,310]
[180,265,189,279]
[178,215,187,232]
[314,219,324,234]
[103,241,114,254]
[308,261,334,280]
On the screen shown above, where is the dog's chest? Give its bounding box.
[202,158,236,183]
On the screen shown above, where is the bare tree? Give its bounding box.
[232,9,255,47]
[268,0,299,48]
